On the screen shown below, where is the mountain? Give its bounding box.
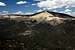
[30,11,75,26]
[0,11,75,49]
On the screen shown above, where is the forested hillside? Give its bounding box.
[0,11,75,49]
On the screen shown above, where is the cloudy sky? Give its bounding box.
[0,0,75,16]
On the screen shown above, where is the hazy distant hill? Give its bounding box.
[0,11,75,49]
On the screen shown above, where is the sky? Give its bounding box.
[0,0,75,16]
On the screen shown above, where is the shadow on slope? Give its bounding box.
[0,19,75,49]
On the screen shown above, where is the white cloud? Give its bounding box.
[0,11,9,15]
[65,11,75,16]
[65,9,72,12]
[71,12,75,16]
[13,11,24,14]
[0,2,6,6]
[2,11,9,14]
[59,11,75,16]
[62,9,72,13]
[59,11,64,13]
[59,9,75,16]
[65,6,69,8]
[13,11,34,15]
[3,11,8,13]
[34,0,45,1]
[16,1,27,4]
[36,0,75,10]
[59,9,72,13]
[25,12,34,15]
[32,4,36,5]
[54,9,72,15]
[53,10,58,12]
[36,9,43,12]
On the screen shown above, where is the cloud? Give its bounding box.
[13,11,34,15]
[2,11,9,14]
[13,11,24,14]
[59,9,75,16]
[32,4,36,6]
[53,9,72,15]
[0,11,9,15]
[34,0,45,1]
[53,10,58,12]
[36,0,75,10]
[65,11,75,16]
[71,12,75,16]
[65,12,75,16]
[25,12,34,15]
[36,9,43,12]
[59,9,72,13]
[35,0,75,16]
[0,2,6,6]
[64,9,72,13]
[16,1,27,4]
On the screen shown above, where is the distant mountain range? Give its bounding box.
[0,11,74,18]
[0,11,75,24]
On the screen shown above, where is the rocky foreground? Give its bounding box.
[0,11,75,50]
